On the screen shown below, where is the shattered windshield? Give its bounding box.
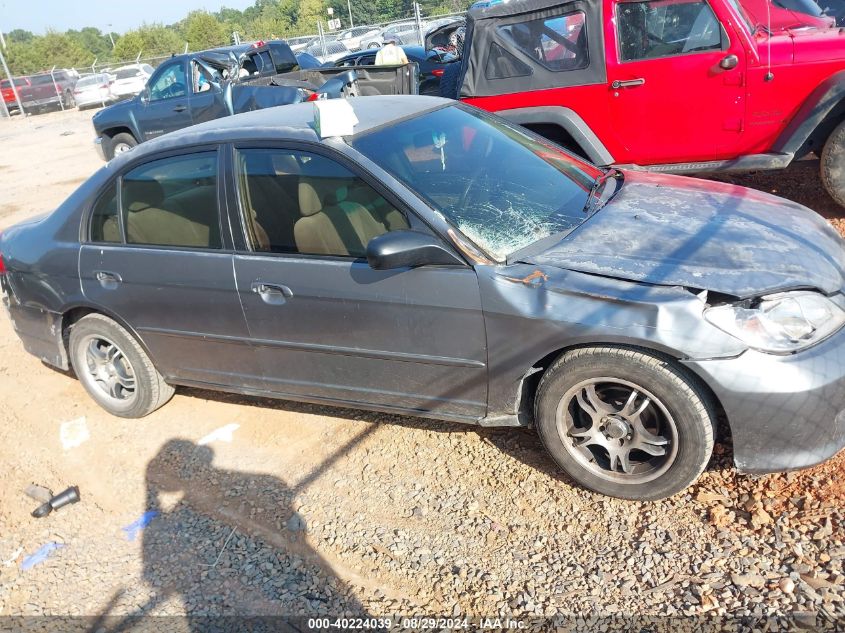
[351,104,601,261]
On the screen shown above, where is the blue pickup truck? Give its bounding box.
[92,40,418,160]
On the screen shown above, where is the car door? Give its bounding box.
[608,0,746,163]
[188,60,229,126]
[229,145,488,421]
[79,148,263,389]
[135,59,192,140]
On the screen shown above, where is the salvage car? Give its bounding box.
[92,40,418,160]
[440,0,845,208]
[3,96,845,500]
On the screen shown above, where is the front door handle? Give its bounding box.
[611,78,646,89]
[719,54,739,70]
[95,271,121,290]
[251,282,293,305]
[173,105,187,112]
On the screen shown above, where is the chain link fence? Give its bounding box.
[0,6,466,119]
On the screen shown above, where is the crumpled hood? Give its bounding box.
[525,171,845,298]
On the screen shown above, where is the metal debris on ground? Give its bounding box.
[24,484,53,503]
[31,486,81,518]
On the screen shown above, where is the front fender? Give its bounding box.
[774,70,845,157]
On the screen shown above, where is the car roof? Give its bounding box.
[116,95,451,164]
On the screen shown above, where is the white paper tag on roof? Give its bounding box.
[313,99,359,138]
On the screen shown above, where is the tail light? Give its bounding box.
[100,84,109,89]
[432,68,445,77]
[0,234,6,275]
[306,91,321,102]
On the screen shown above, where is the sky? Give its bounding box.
[0,0,257,34]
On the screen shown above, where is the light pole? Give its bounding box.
[106,24,115,49]
[347,0,354,28]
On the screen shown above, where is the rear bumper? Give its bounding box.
[1,277,67,370]
[24,95,61,108]
[685,331,845,474]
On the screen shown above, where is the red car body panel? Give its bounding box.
[741,0,835,29]
[465,0,845,167]
[1,77,30,106]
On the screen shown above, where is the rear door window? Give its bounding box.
[90,182,120,243]
[498,11,589,72]
[617,0,723,61]
[120,152,221,249]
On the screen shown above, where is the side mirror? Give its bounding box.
[367,230,464,270]
[140,88,150,103]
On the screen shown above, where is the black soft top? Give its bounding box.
[459,0,606,98]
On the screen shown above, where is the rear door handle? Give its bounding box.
[251,282,293,305]
[611,78,646,89]
[173,105,187,112]
[95,271,121,290]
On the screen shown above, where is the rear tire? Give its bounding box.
[821,119,845,208]
[68,314,174,418]
[107,132,138,160]
[534,346,716,501]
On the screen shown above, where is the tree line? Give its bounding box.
[3,0,469,76]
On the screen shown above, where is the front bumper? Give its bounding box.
[685,331,845,474]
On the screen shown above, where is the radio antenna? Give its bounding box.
[765,0,774,81]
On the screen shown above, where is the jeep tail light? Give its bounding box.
[0,234,6,275]
[432,68,445,77]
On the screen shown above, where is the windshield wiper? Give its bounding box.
[583,168,622,216]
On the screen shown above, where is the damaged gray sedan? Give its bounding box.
[3,96,845,500]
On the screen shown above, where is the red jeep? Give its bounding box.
[443,0,845,206]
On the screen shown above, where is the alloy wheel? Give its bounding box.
[555,377,678,484]
[80,335,137,404]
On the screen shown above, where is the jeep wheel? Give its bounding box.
[821,119,845,208]
[68,314,174,418]
[108,132,138,159]
[535,347,716,501]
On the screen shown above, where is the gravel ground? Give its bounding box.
[0,109,843,628]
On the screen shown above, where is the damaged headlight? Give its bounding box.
[704,291,845,354]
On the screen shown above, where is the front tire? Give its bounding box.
[68,314,174,418]
[534,347,715,501]
[821,119,845,208]
[108,132,138,160]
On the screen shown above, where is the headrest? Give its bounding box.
[299,180,322,217]
[124,178,165,212]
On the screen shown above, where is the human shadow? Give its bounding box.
[95,438,368,631]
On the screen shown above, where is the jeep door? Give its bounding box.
[228,145,489,421]
[608,0,747,164]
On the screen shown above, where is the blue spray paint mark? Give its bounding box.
[122,510,159,541]
[21,542,65,570]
